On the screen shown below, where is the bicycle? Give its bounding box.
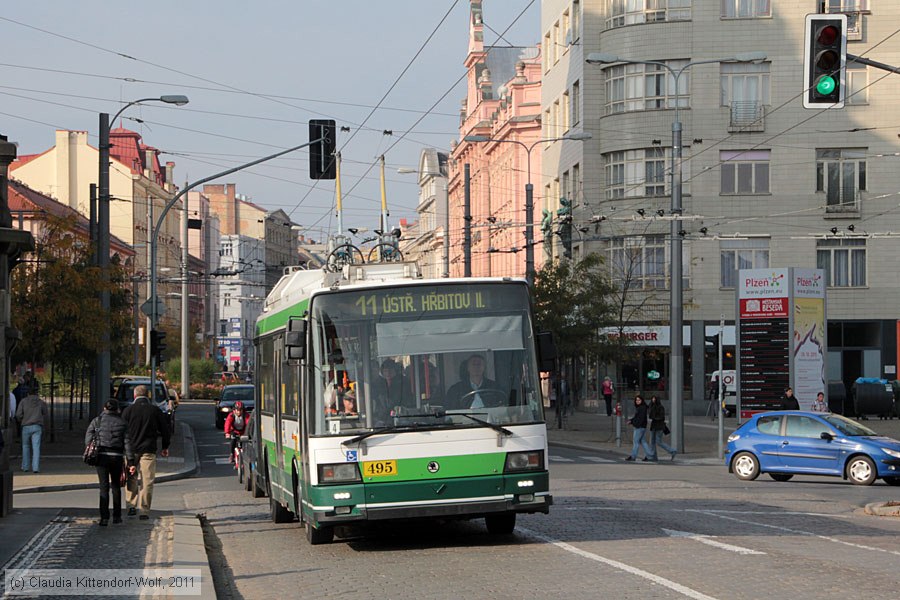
[229,433,245,485]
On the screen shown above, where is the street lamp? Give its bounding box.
[462,131,592,284]
[97,95,189,416]
[397,164,450,278]
[586,51,765,452]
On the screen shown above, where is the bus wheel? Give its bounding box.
[306,521,334,545]
[485,512,516,535]
[270,497,294,523]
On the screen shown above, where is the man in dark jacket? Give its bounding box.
[626,395,656,462]
[122,385,170,520]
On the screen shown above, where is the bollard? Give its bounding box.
[614,402,623,447]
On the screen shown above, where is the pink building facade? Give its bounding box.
[448,1,542,278]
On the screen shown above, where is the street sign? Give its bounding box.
[140,298,166,318]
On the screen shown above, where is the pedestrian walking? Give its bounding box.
[15,389,48,473]
[601,376,614,417]
[648,395,676,461]
[780,387,799,411]
[625,395,656,462]
[85,400,132,526]
[122,385,171,520]
[559,372,572,415]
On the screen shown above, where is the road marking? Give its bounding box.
[662,528,765,555]
[692,510,900,557]
[203,457,232,465]
[579,456,615,464]
[519,527,721,600]
[549,455,575,462]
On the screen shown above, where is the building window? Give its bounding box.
[606,60,689,114]
[572,80,581,125]
[562,171,571,203]
[544,108,551,138]
[544,33,551,72]
[553,21,560,64]
[562,10,570,51]
[720,239,769,288]
[605,148,690,199]
[572,0,581,42]
[823,0,869,40]
[562,92,570,132]
[816,149,866,210]
[721,0,770,19]
[817,239,866,287]
[847,63,868,105]
[720,150,770,195]
[609,235,668,290]
[572,164,581,203]
[553,99,561,136]
[607,0,692,29]
[720,63,770,107]
[224,293,231,307]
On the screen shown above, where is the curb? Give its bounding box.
[549,440,722,464]
[172,514,217,600]
[864,501,900,517]
[12,422,198,495]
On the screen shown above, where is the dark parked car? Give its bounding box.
[240,410,266,498]
[215,384,255,429]
[113,377,175,433]
[726,411,900,486]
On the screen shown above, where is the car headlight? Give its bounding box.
[318,463,361,484]
[220,407,230,412]
[882,448,900,459]
[505,451,544,472]
[727,433,740,443]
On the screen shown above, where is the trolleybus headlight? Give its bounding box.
[319,463,361,483]
[505,451,544,472]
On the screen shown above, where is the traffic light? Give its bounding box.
[150,329,167,363]
[705,334,719,356]
[309,119,337,180]
[803,14,847,109]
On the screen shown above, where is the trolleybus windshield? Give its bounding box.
[309,283,543,436]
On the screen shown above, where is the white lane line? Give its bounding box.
[519,527,721,600]
[561,506,625,511]
[662,528,765,555]
[203,458,232,465]
[548,455,575,462]
[693,509,852,518]
[579,456,615,464]
[691,510,900,557]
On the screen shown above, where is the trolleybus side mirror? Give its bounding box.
[286,317,307,360]
[537,331,557,372]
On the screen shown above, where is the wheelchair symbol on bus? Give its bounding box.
[345,450,358,462]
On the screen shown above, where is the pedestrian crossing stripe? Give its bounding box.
[549,455,574,462]
[548,455,615,464]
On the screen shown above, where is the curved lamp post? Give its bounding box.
[96,95,189,416]
[462,131,592,284]
[586,51,765,452]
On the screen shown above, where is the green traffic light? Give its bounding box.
[816,75,836,96]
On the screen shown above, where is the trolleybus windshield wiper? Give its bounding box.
[444,412,513,436]
[344,425,417,445]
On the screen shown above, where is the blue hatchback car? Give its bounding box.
[725,411,900,486]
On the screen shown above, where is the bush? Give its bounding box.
[159,358,220,390]
[190,383,223,400]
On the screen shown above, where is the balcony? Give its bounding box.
[728,101,765,132]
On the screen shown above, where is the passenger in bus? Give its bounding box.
[374,358,411,413]
[446,354,500,410]
[340,384,358,416]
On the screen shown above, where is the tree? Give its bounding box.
[532,254,618,398]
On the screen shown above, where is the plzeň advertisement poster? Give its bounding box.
[737,269,790,417]
[792,269,826,410]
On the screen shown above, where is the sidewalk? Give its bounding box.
[1,420,214,599]
[547,408,900,462]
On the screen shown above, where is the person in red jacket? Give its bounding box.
[224,401,247,464]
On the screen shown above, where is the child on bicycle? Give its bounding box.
[224,401,247,464]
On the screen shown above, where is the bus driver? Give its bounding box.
[446,354,499,410]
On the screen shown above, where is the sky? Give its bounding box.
[0,1,540,242]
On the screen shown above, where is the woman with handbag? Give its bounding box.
[84,400,131,526]
[648,395,677,461]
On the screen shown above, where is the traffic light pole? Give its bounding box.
[847,53,900,75]
[149,140,323,405]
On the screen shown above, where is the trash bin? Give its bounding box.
[852,378,894,418]
[827,381,846,415]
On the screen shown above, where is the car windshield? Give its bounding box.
[308,282,544,436]
[821,414,878,436]
[121,383,167,403]
[221,387,254,402]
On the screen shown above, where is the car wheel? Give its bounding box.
[732,452,760,481]
[846,455,877,486]
[883,477,900,486]
[768,473,794,482]
[485,512,517,535]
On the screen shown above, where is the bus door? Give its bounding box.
[274,343,284,470]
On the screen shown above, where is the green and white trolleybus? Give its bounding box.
[254,261,553,544]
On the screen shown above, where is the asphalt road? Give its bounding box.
[15,403,900,600]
